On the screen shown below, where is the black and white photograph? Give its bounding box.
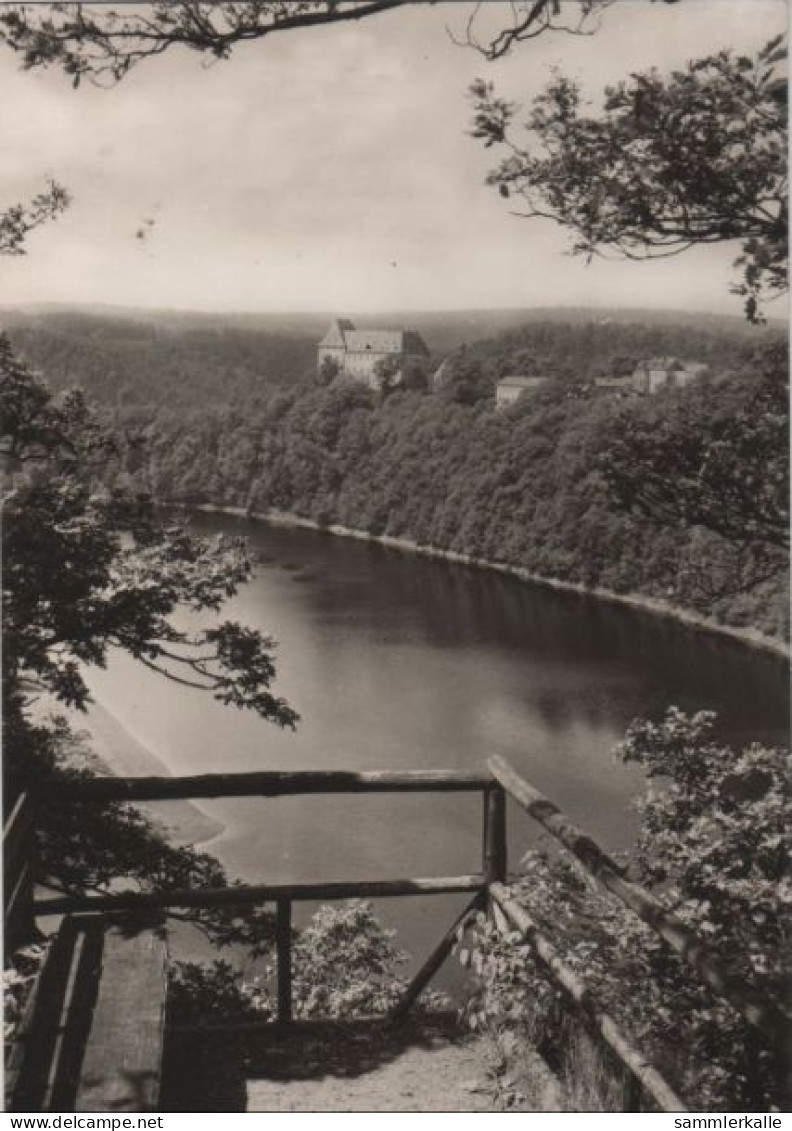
[1,0,789,1116]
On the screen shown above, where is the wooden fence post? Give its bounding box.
[276,899,292,1026]
[483,784,507,905]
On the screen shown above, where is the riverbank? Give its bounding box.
[196,504,790,661]
[32,694,224,847]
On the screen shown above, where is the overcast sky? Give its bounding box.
[0,0,786,314]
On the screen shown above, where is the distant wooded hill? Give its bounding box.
[3,305,784,409]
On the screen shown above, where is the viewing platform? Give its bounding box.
[5,759,788,1113]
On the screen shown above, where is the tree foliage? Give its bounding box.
[2,336,297,947]
[598,344,789,551]
[618,709,790,991]
[459,709,791,1111]
[372,354,402,398]
[470,37,788,320]
[168,899,445,1026]
[0,178,69,255]
[2,335,298,725]
[453,0,681,61]
[317,353,341,386]
[0,1,673,84]
[6,713,278,950]
[0,2,414,85]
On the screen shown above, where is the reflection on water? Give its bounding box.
[87,515,790,974]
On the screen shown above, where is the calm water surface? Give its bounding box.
[86,515,790,974]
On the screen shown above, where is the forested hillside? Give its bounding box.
[4,305,781,407]
[5,312,318,407]
[6,308,788,643]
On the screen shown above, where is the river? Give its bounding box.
[84,513,790,982]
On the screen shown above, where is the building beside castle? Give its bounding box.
[595,358,710,395]
[317,319,431,389]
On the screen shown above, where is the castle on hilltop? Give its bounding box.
[317,319,430,389]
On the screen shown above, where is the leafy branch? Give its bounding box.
[0,178,70,256]
[0,2,414,86]
[470,38,788,321]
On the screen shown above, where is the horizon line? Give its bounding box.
[0,299,785,324]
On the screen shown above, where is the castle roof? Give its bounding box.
[319,320,430,357]
[401,331,431,357]
[345,330,404,354]
[319,318,356,348]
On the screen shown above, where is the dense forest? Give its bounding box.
[5,304,780,406]
[6,307,789,643]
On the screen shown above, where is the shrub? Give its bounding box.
[458,710,791,1111]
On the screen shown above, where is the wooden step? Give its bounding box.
[6,916,168,1113]
[75,920,168,1112]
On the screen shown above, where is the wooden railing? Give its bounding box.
[3,791,37,961]
[28,769,499,1034]
[7,759,791,1113]
[487,756,790,1050]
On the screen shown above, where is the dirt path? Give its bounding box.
[244,1016,497,1112]
[163,1014,567,1112]
[164,1015,556,1112]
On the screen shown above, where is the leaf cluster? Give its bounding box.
[0,2,412,86]
[167,899,445,1027]
[3,707,279,950]
[2,335,299,948]
[471,38,788,321]
[598,344,789,550]
[0,178,69,256]
[617,708,791,991]
[2,335,298,727]
[458,712,791,1110]
[0,1,669,85]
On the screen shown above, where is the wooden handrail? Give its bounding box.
[4,792,37,960]
[4,790,32,839]
[20,752,788,1072]
[25,770,491,1028]
[33,874,485,916]
[4,792,33,878]
[490,882,687,1113]
[488,755,792,1048]
[37,769,491,803]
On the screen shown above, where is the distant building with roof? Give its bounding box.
[317,319,431,389]
[631,358,709,394]
[594,359,710,395]
[495,375,548,408]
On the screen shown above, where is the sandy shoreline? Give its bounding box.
[33,694,224,848]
